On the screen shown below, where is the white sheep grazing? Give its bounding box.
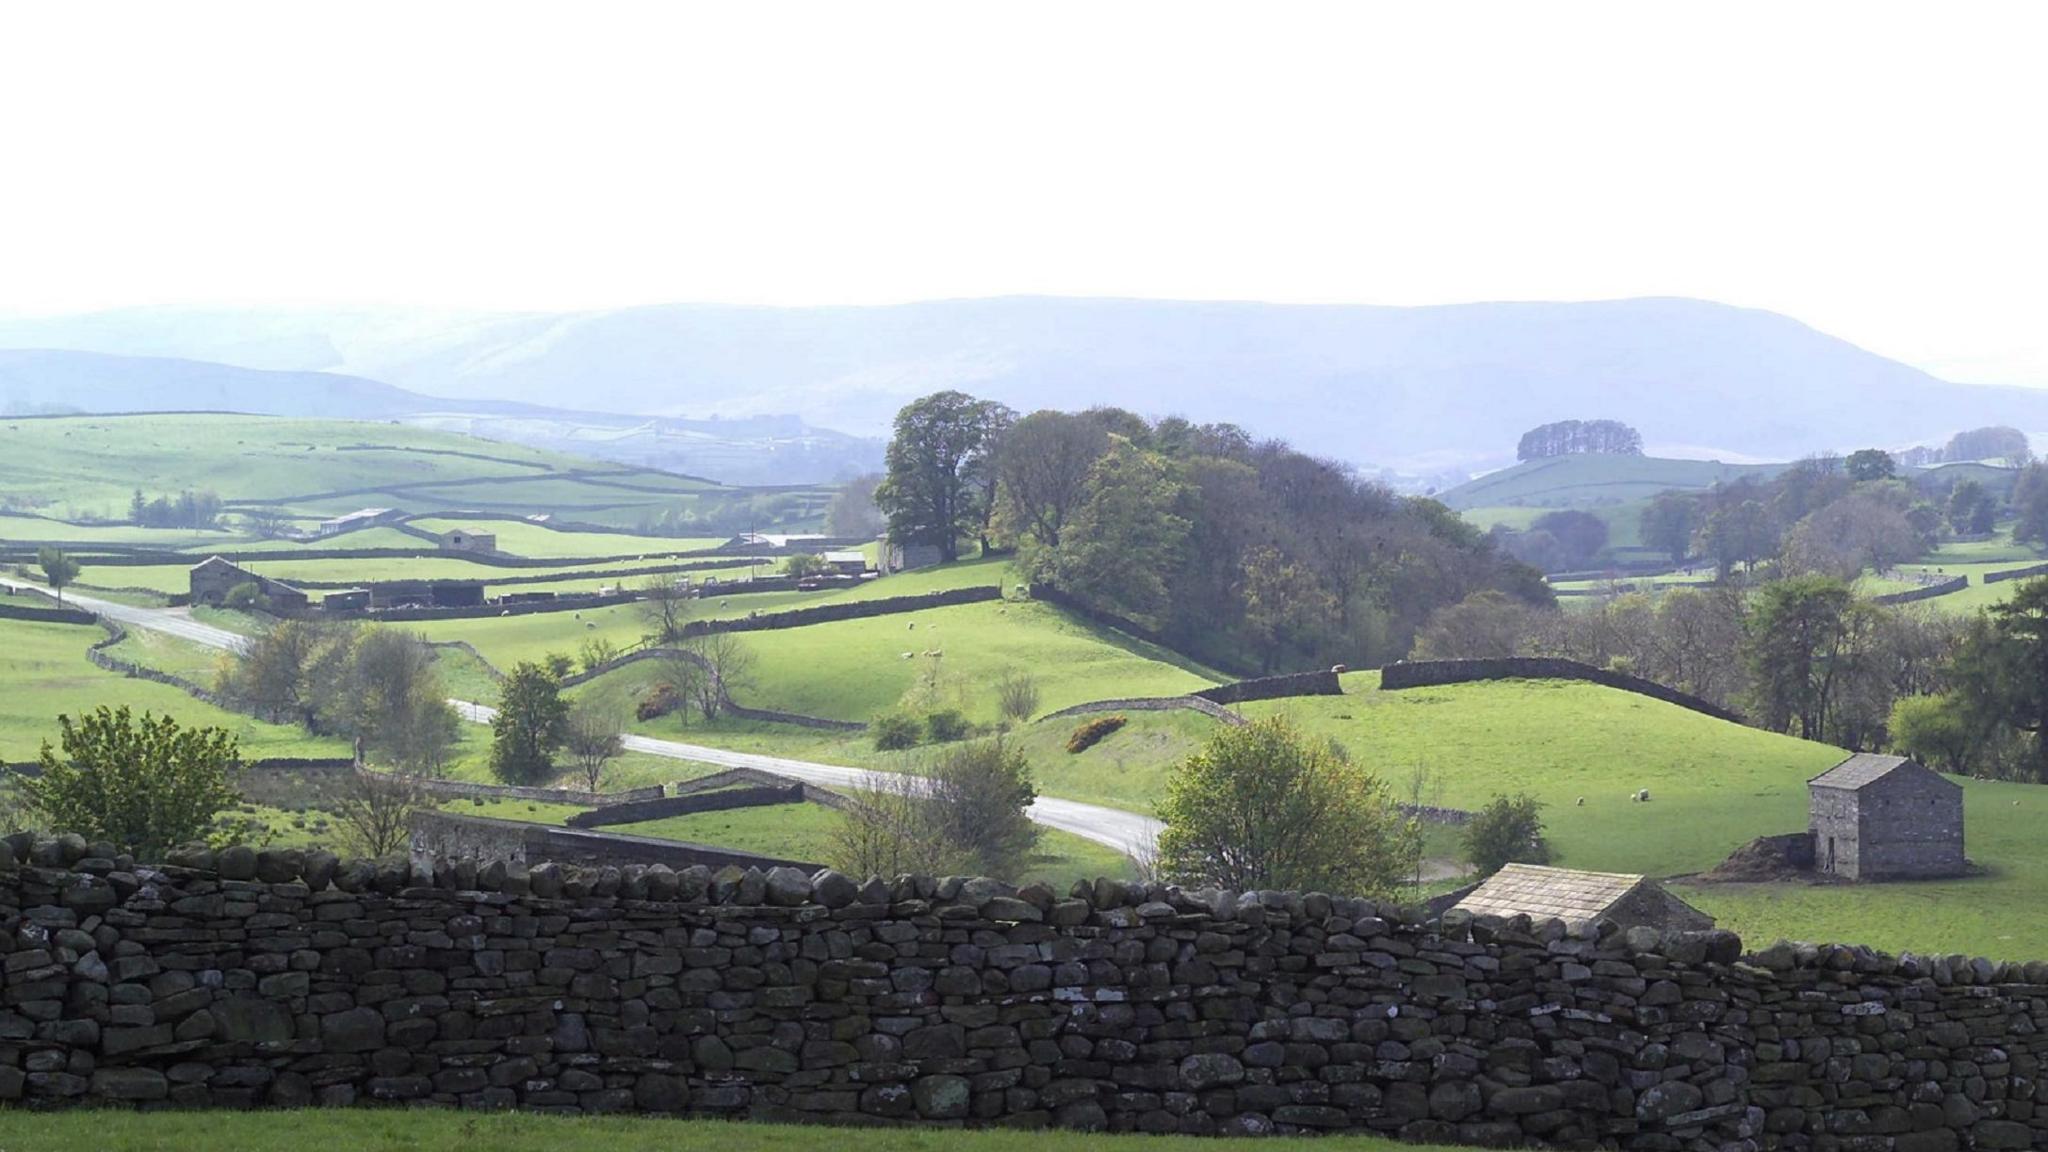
[585,621,597,629]
[1633,788,1650,803]
[900,652,914,660]
[1575,797,1585,806]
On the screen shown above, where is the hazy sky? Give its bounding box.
[3,2,2045,385]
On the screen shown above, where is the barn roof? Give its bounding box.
[1809,753,1957,792]
[1452,863,1648,926]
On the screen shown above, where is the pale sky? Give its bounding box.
[2,2,2046,385]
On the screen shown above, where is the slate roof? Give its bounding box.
[1453,864,1648,926]
[1809,753,1937,791]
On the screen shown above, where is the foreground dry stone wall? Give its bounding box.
[1,832,2045,1150]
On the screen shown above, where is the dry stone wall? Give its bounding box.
[2,836,2046,1150]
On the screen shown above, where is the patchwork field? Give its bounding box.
[406,517,728,558]
[0,617,344,762]
[1441,455,1784,512]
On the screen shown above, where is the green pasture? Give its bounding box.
[186,526,425,552]
[586,600,1220,728]
[0,617,344,762]
[0,517,243,547]
[1442,455,1783,511]
[407,516,726,558]
[0,413,576,514]
[0,1110,1446,1152]
[1677,775,2048,960]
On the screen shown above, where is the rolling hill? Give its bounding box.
[0,349,881,485]
[7,297,2048,473]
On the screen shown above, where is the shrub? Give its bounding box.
[1463,792,1551,877]
[223,581,264,610]
[1155,715,1417,895]
[832,740,1040,880]
[22,706,241,858]
[871,711,921,751]
[1066,714,1127,753]
[636,682,684,721]
[995,670,1041,725]
[925,708,970,743]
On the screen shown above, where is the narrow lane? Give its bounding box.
[28,582,1162,855]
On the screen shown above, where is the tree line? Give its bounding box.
[875,390,1550,673]
[1515,419,1643,461]
[129,488,222,529]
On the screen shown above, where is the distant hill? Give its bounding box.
[1441,455,1789,511]
[0,349,880,485]
[5,297,2048,472]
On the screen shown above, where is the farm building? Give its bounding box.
[881,537,944,573]
[822,550,869,575]
[315,507,403,537]
[731,532,831,550]
[322,588,371,612]
[1808,754,1965,880]
[1453,863,1713,932]
[188,557,310,611]
[436,528,497,555]
[368,579,487,610]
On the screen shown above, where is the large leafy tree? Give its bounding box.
[1054,441,1190,629]
[490,661,570,785]
[995,410,1111,555]
[23,706,240,857]
[1639,491,1700,563]
[1949,579,2048,780]
[1155,716,1417,896]
[1744,575,1877,742]
[36,547,80,606]
[875,391,1010,562]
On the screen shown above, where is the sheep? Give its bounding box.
[1575,797,1585,806]
[1632,788,1651,803]
[900,652,914,660]
[585,621,597,630]
[908,622,916,630]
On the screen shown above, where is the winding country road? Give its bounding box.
[9,579,1165,855]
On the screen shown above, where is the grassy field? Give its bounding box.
[0,617,345,762]
[583,600,1221,729]
[407,517,726,558]
[0,516,245,547]
[607,800,1136,887]
[1442,455,1784,511]
[0,1111,1442,1152]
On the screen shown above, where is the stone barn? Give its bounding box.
[187,556,310,611]
[437,528,497,555]
[1452,863,1713,932]
[1809,754,1965,880]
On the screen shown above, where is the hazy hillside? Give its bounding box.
[0,349,881,485]
[6,297,2048,471]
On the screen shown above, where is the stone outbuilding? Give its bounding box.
[1809,754,1965,880]
[187,556,309,611]
[1452,863,1713,932]
[437,528,497,555]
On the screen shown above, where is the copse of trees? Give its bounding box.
[128,488,223,529]
[1515,419,1643,461]
[873,392,1549,673]
[216,621,458,774]
[875,391,1014,563]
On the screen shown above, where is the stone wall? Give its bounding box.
[1038,696,1248,727]
[1984,563,2048,585]
[0,601,97,625]
[1380,658,1744,724]
[405,812,823,873]
[5,841,2048,1148]
[564,785,807,829]
[1869,576,1968,606]
[381,770,663,809]
[1194,670,1342,706]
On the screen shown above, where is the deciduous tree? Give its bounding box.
[875,390,1008,563]
[36,547,80,606]
[22,706,240,858]
[490,661,570,785]
[1155,716,1417,895]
